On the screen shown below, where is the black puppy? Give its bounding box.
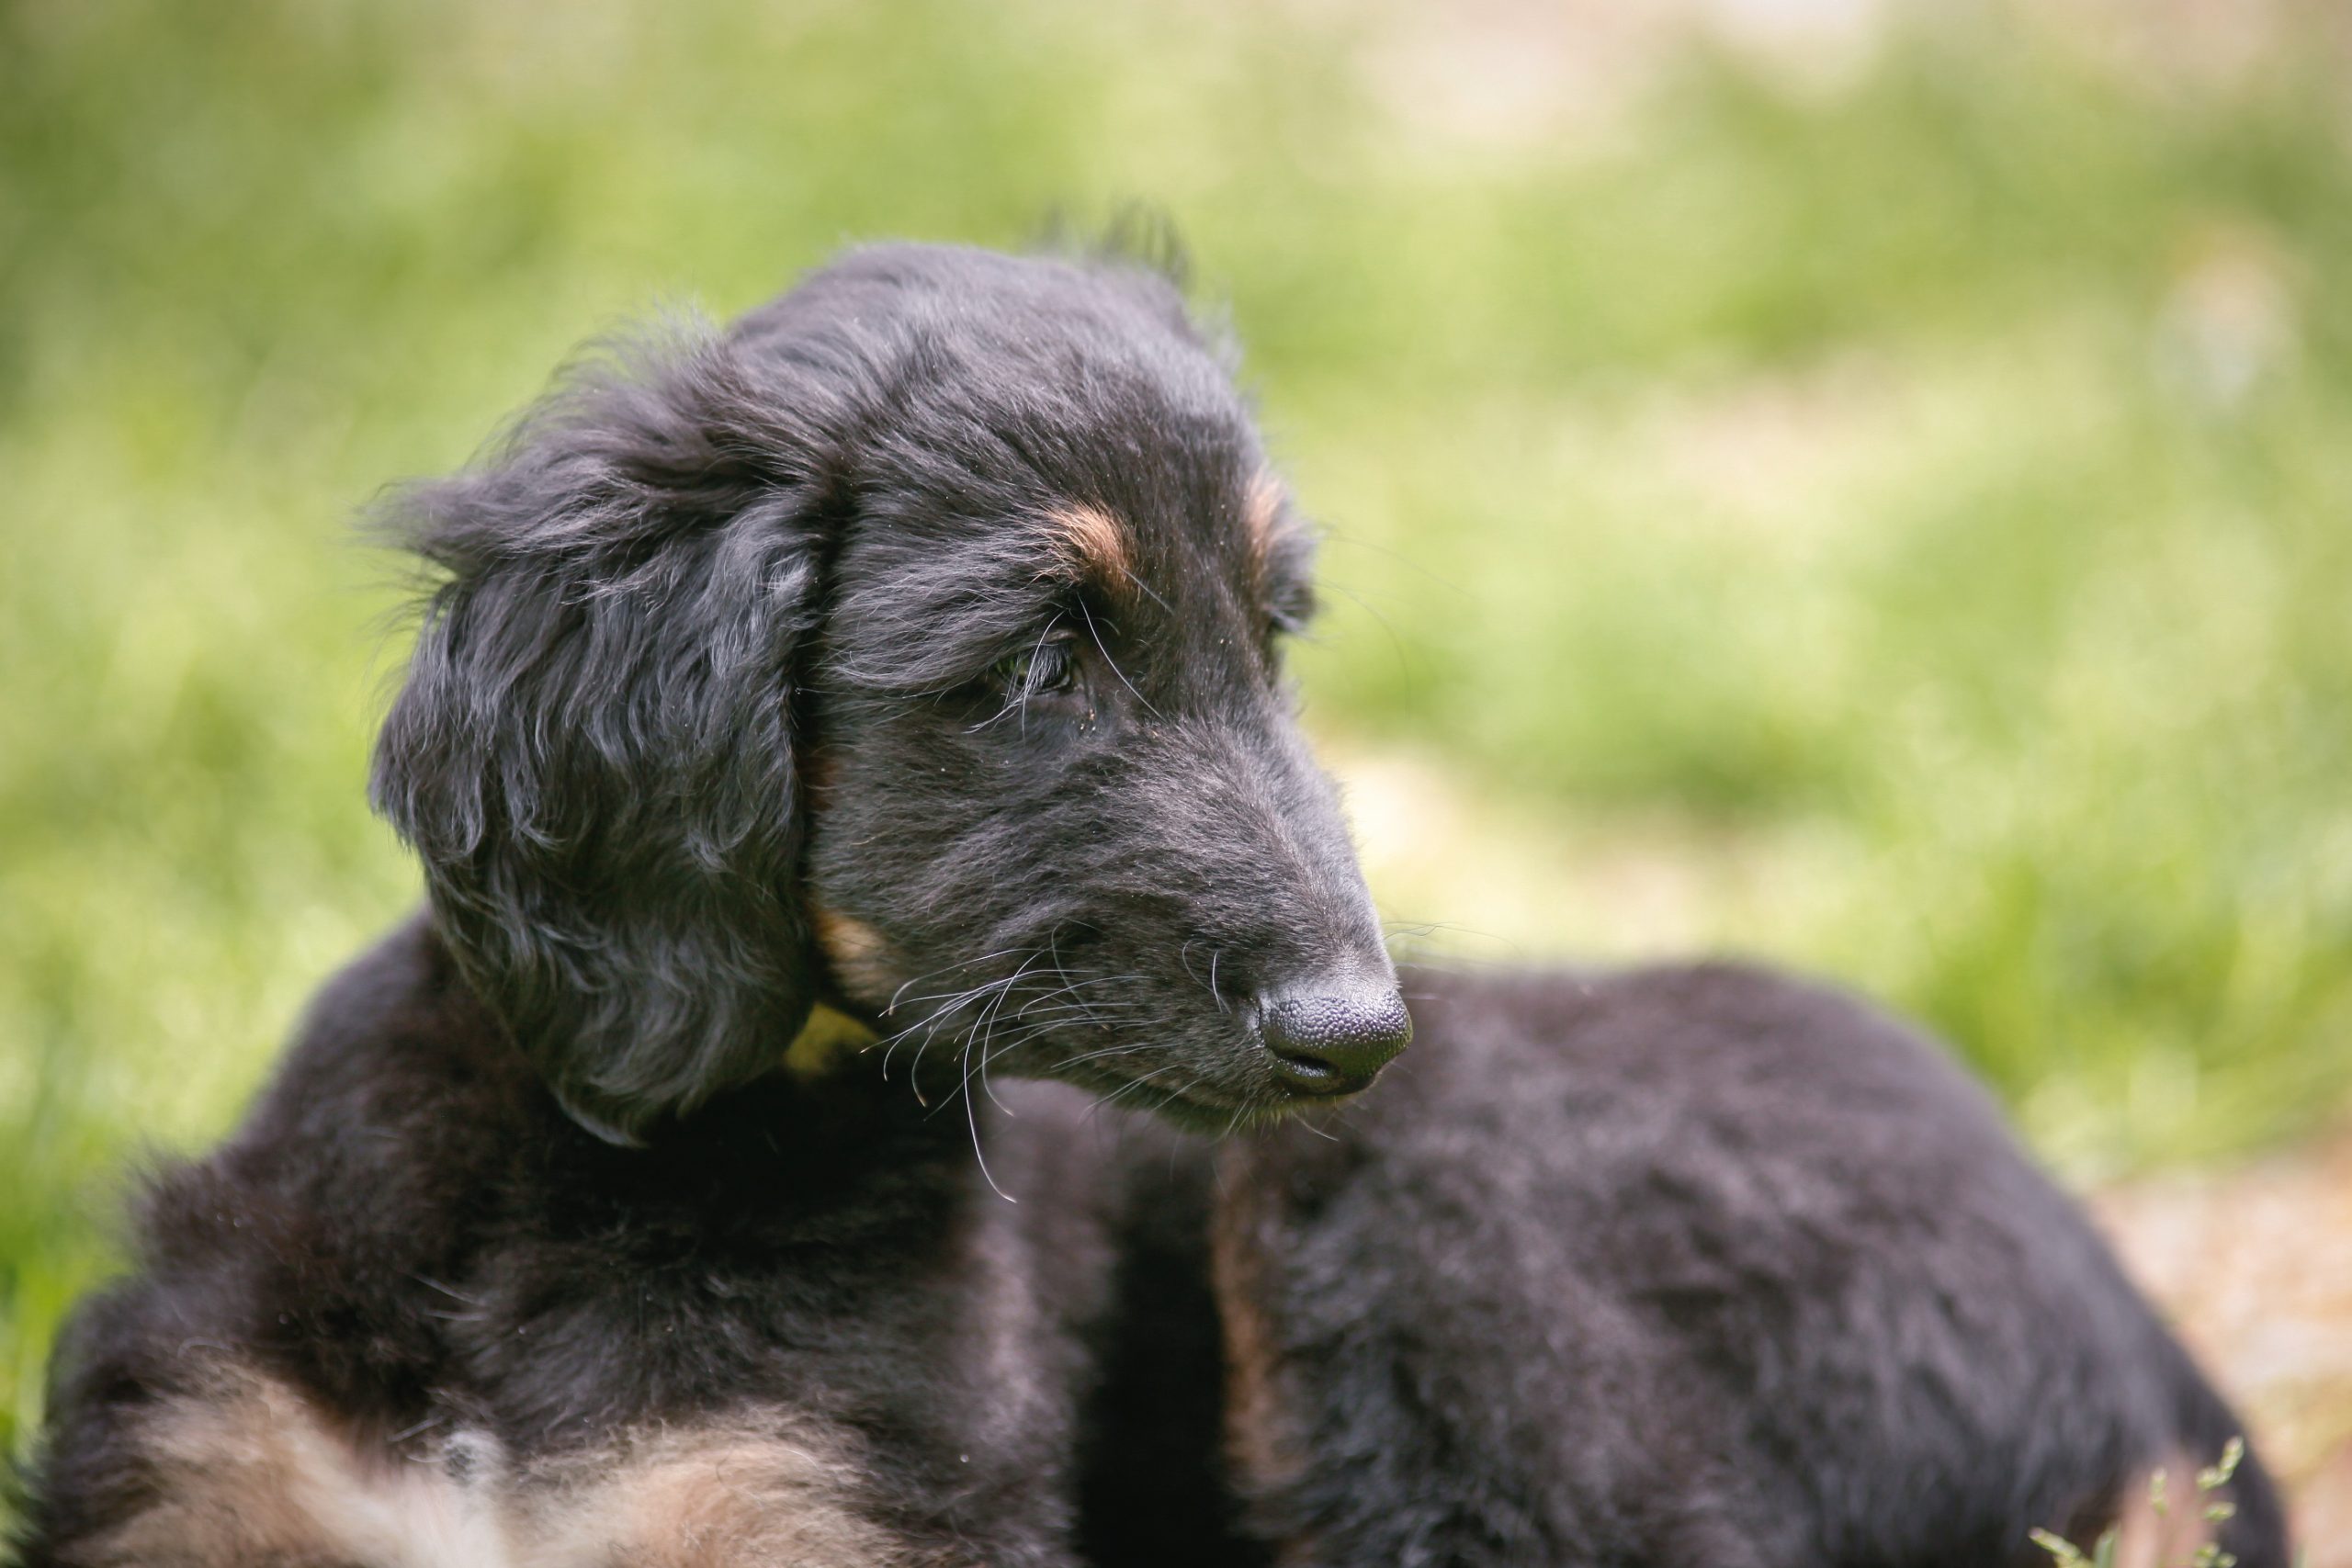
[1204,964,2292,1566]
[15,239,2289,1568]
[15,243,1408,1566]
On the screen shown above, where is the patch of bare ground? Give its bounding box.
[1333,0,2352,159]
[2097,1127,2352,1563]
[1329,741,1799,964]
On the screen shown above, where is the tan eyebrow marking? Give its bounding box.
[1045,502,1134,592]
[1242,469,1287,581]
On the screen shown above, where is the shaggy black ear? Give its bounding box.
[371,324,831,1145]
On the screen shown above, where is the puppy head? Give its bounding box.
[373,243,1405,1143]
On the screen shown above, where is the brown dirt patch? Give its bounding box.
[2096,1122,2352,1564]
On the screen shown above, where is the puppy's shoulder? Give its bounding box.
[50,916,534,1420]
[1399,957,1995,1113]
[234,908,537,1153]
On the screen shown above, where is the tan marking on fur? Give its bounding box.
[1241,469,1287,581]
[2100,1452,2221,1568]
[1212,1197,1336,1568]
[83,1365,511,1568]
[79,1361,900,1568]
[810,905,899,1008]
[1208,1190,1308,1495]
[524,1426,907,1568]
[2041,1450,2225,1568]
[1045,502,1133,591]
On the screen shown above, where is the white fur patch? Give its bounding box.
[80,1364,901,1568]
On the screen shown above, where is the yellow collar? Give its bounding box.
[785,1001,881,1079]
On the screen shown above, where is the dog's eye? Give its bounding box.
[994,636,1077,698]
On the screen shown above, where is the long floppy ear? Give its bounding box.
[370,323,831,1145]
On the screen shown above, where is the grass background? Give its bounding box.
[4,0,2349,1489]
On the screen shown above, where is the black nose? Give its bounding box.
[1259,987,1413,1095]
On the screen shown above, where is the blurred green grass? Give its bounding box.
[4,0,2349,1483]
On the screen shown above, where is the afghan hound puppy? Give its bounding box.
[15,242,1408,1568]
[13,239,2288,1568]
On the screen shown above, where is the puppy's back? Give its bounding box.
[1213,962,2290,1568]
